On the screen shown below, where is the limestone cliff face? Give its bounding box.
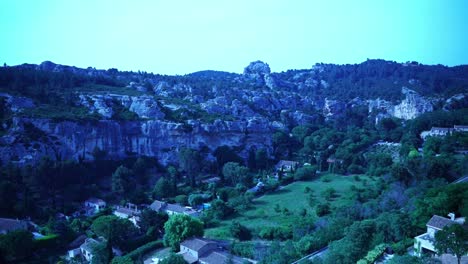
[0,117,273,165]
[390,87,433,120]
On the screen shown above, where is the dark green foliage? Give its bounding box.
[222,162,251,187]
[179,148,201,187]
[153,176,175,199]
[0,230,34,261]
[387,255,422,264]
[258,226,292,240]
[434,224,468,264]
[158,253,186,264]
[294,166,317,181]
[91,215,137,249]
[163,214,204,250]
[214,146,243,173]
[139,209,168,238]
[412,183,468,228]
[124,240,163,261]
[325,220,375,264]
[111,256,135,264]
[316,203,331,217]
[112,165,135,196]
[229,221,252,241]
[209,199,234,219]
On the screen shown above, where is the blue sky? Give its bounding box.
[1,0,467,74]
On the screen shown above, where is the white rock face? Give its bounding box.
[391,87,433,120]
[0,93,35,112]
[79,94,165,119]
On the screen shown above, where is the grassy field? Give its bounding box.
[205,173,380,239]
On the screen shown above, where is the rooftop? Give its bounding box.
[180,237,217,252]
[85,197,106,206]
[427,215,455,230]
[199,250,248,264]
[275,160,299,168]
[0,218,28,233]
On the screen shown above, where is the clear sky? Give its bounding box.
[1,0,467,75]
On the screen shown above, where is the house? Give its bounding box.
[80,237,100,262]
[178,237,252,264]
[414,214,466,257]
[68,237,121,262]
[454,125,468,132]
[84,198,106,214]
[150,200,200,217]
[0,217,28,234]
[275,160,299,172]
[420,125,468,140]
[114,203,141,228]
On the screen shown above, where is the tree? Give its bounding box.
[112,165,135,196]
[179,148,201,187]
[159,253,186,264]
[222,162,250,186]
[255,149,268,170]
[214,146,242,173]
[210,199,234,219]
[163,214,204,250]
[111,256,134,264]
[434,224,468,264]
[293,166,317,181]
[188,194,204,207]
[229,221,252,241]
[91,215,136,249]
[0,230,34,261]
[153,176,174,199]
[139,209,168,237]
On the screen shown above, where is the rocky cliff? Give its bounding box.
[1,59,466,165]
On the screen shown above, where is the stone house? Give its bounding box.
[84,197,106,214]
[114,203,141,228]
[275,160,299,173]
[150,200,200,217]
[178,237,252,264]
[414,214,466,257]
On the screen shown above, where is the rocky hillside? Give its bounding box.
[0,60,467,165]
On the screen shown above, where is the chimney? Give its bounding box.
[448,212,455,221]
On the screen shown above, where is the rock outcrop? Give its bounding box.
[390,87,433,120]
[0,117,273,165]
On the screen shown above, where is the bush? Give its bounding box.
[294,166,317,181]
[125,240,163,260]
[316,203,331,217]
[391,238,414,255]
[231,241,254,258]
[321,175,332,182]
[357,244,387,264]
[258,226,292,240]
[229,221,252,241]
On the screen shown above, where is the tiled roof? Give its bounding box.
[85,197,106,206]
[80,238,99,252]
[199,250,248,264]
[150,200,166,211]
[181,237,215,252]
[275,160,299,168]
[180,252,198,264]
[427,215,455,230]
[0,218,28,233]
[115,207,139,217]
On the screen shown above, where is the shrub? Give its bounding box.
[316,203,331,217]
[294,166,317,181]
[321,175,332,182]
[357,244,386,264]
[125,240,163,260]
